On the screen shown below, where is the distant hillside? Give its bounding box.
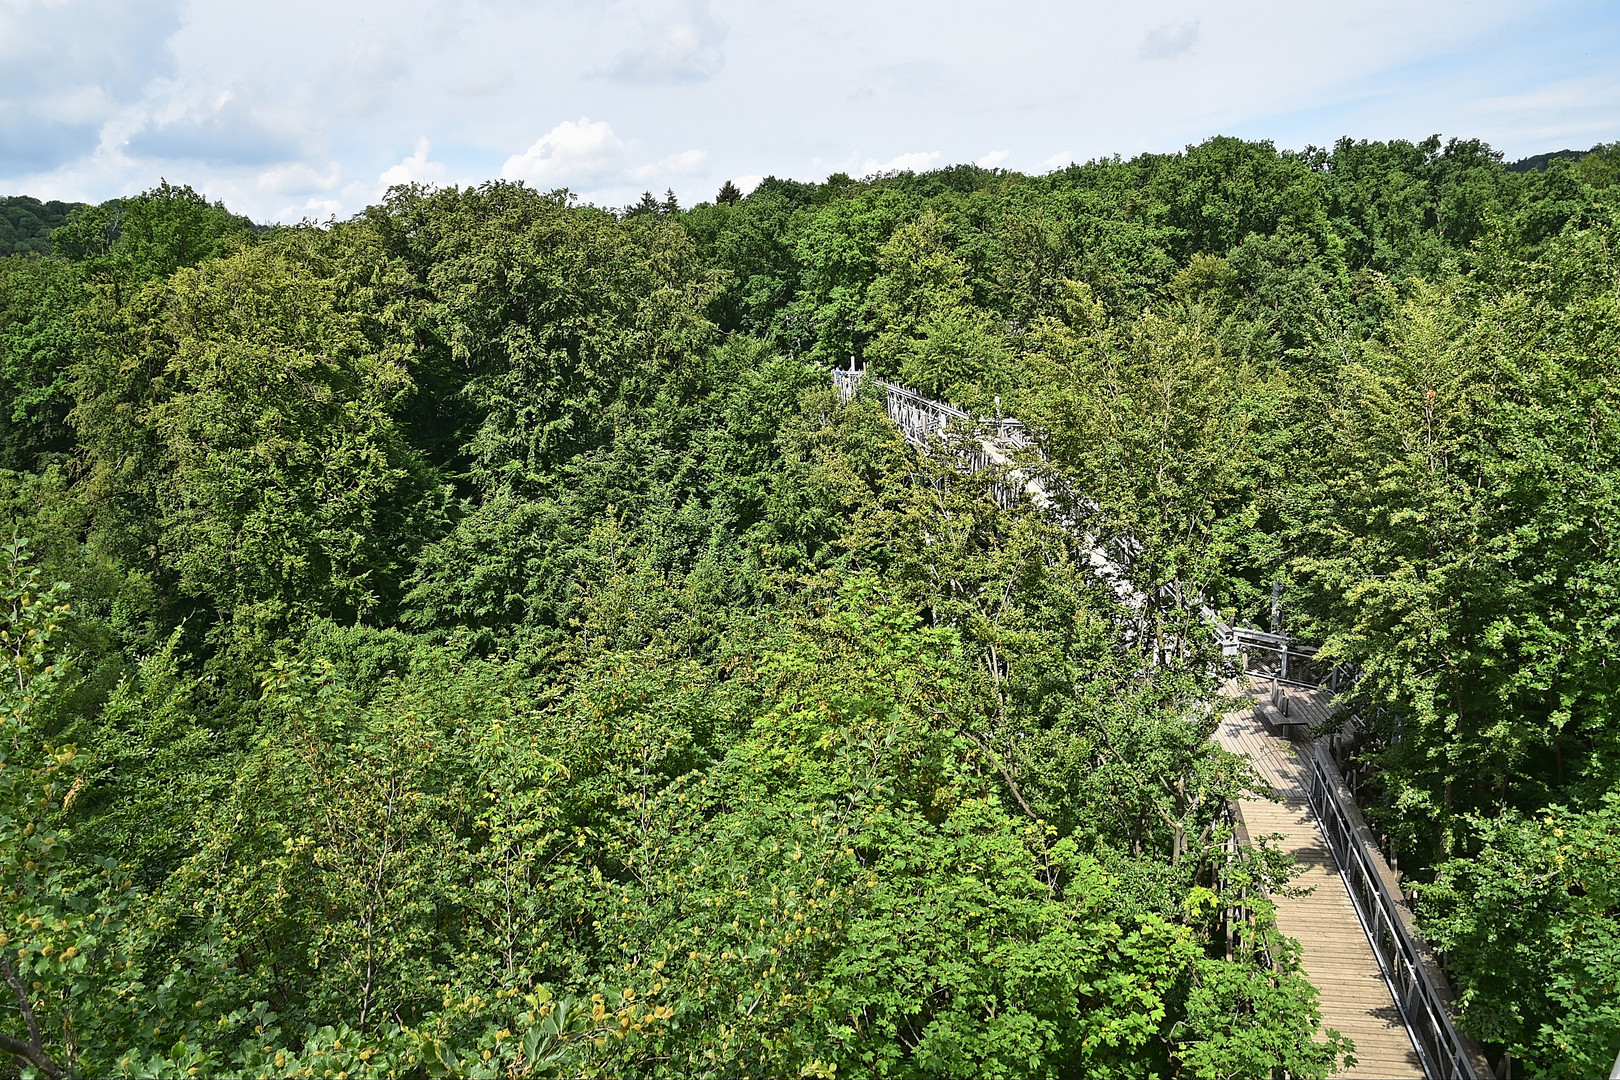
[1508,148,1588,173]
[0,195,87,256]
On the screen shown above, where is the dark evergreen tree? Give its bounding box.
[624,189,661,217]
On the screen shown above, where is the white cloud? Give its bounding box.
[258,160,342,194]
[328,26,412,118]
[379,137,446,187]
[976,149,1010,168]
[733,174,764,195]
[126,92,305,165]
[500,117,627,188]
[1139,20,1200,61]
[1462,73,1620,146]
[631,148,708,181]
[608,0,727,84]
[0,0,184,171]
[1039,151,1075,172]
[28,84,116,128]
[858,150,940,176]
[0,0,1614,223]
[275,194,343,222]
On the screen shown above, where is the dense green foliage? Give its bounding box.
[0,198,85,258]
[0,133,1616,1077]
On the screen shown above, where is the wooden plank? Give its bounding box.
[1217,678,1424,1080]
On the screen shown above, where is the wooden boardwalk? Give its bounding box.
[1216,677,1425,1080]
[838,372,1477,1078]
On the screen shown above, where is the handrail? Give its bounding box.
[1217,624,1355,693]
[833,370,1032,450]
[882,380,971,421]
[832,368,862,401]
[1302,749,1481,1079]
[1218,800,1279,974]
[1222,626,1298,649]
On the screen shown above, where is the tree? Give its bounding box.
[1421,796,1620,1079]
[864,210,1008,398]
[0,538,165,1079]
[1293,221,1620,856]
[1574,141,1620,189]
[70,224,443,651]
[1021,285,1279,661]
[0,255,84,471]
[625,190,662,218]
[0,197,84,257]
[5,136,1598,1074]
[51,181,254,301]
[549,586,1342,1078]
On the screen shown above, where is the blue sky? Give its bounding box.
[2,0,1618,222]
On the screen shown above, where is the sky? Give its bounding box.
[3,0,1619,223]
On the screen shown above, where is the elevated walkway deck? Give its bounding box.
[832,368,1485,1078]
[1218,677,1425,1079]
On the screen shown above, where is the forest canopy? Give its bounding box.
[1,133,1617,1078]
[0,196,85,257]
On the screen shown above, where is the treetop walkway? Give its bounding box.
[1219,677,1486,1079]
[838,368,1490,1079]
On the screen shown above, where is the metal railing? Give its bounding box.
[835,370,1040,508]
[1217,624,1356,692]
[832,370,1031,450]
[1302,749,1481,1079]
[882,380,969,447]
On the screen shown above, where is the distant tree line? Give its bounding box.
[0,196,86,257]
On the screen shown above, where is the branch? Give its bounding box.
[0,1032,61,1080]
[1097,736,1184,836]
[2,955,43,1055]
[0,955,62,1080]
[960,728,1040,823]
